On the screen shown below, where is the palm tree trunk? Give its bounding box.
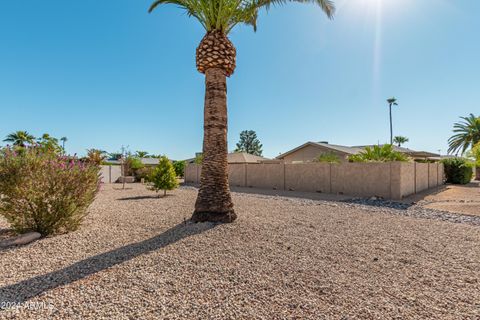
[389,104,393,145]
[191,68,236,223]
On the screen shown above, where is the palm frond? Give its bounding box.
[149,0,335,33]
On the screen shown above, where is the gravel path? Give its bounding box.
[1,184,479,319]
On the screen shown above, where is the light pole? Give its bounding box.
[387,97,398,145]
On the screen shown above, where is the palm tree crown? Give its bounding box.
[149,0,334,34]
[3,131,36,146]
[448,113,480,155]
[393,136,409,147]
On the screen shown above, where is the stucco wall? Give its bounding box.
[281,144,349,163]
[398,162,415,198]
[229,164,246,187]
[100,165,122,183]
[429,163,439,187]
[185,162,444,200]
[415,163,429,192]
[331,163,392,198]
[285,163,331,193]
[246,163,285,189]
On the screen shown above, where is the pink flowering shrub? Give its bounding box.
[0,146,100,235]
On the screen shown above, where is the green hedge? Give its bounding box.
[441,158,473,184]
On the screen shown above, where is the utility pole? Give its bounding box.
[387,97,398,145]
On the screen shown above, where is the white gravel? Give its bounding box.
[1,184,479,319]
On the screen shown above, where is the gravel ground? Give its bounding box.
[1,184,479,319]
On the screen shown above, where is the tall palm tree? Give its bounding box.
[149,0,335,223]
[3,130,36,147]
[393,136,409,147]
[60,136,68,152]
[448,113,480,155]
[387,97,398,145]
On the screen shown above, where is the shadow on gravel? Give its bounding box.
[0,222,216,306]
[117,195,167,201]
[340,199,413,210]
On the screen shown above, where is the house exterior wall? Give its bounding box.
[280,144,349,163]
[185,162,444,200]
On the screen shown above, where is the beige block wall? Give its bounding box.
[331,163,392,198]
[439,164,445,184]
[415,163,429,192]
[184,162,443,200]
[398,162,415,198]
[229,164,246,187]
[282,144,348,163]
[428,163,439,187]
[185,164,202,183]
[285,163,331,193]
[100,165,122,183]
[246,163,285,189]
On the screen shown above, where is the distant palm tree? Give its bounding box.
[3,130,35,147]
[149,0,335,223]
[135,151,149,158]
[448,114,480,155]
[393,136,409,147]
[60,137,68,152]
[387,97,398,145]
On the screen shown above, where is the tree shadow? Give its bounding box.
[0,221,216,305]
[117,194,176,201]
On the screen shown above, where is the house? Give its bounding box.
[277,142,362,163]
[276,141,440,163]
[186,152,271,164]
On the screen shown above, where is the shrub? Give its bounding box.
[123,156,144,176]
[86,149,107,165]
[135,166,154,181]
[441,157,473,184]
[348,145,409,163]
[147,156,179,196]
[0,146,100,236]
[314,152,341,164]
[172,160,186,177]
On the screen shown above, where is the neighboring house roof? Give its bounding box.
[106,158,161,166]
[353,145,440,158]
[186,152,270,164]
[277,142,440,160]
[227,152,269,163]
[276,141,363,159]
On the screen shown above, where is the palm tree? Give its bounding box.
[448,114,480,155]
[149,0,335,223]
[60,137,68,152]
[393,136,409,147]
[387,97,398,145]
[135,151,149,158]
[3,130,36,147]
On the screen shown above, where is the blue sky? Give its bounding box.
[0,0,478,159]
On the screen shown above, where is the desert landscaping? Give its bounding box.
[1,184,479,319]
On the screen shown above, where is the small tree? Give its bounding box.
[235,130,263,156]
[148,156,179,197]
[172,160,186,177]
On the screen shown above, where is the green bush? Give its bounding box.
[172,160,186,177]
[314,152,341,164]
[135,166,154,181]
[147,156,179,196]
[0,146,100,236]
[441,157,473,184]
[349,145,409,163]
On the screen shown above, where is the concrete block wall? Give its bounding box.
[184,162,445,200]
[99,165,122,183]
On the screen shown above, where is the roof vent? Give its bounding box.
[319,141,329,144]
